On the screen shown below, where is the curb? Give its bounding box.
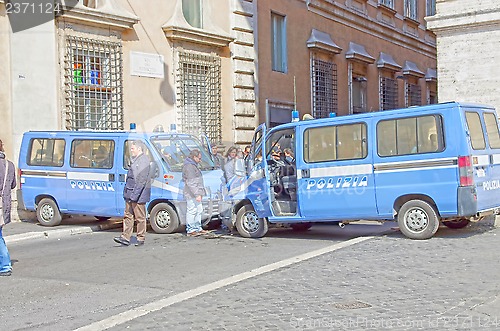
[5,221,122,245]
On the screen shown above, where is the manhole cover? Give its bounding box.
[333,300,372,310]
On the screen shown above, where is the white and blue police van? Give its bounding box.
[17,130,224,233]
[229,102,500,239]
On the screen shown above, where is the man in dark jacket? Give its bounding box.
[114,141,151,246]
[183,149,208,236]
[0,139,16,276]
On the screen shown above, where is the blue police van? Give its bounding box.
[17,130,224,233]
[229,102,500,239]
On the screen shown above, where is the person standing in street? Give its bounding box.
[183,149,209,237]
[211,143,225,170]
[0,139,16,276]
[114,141,151,246]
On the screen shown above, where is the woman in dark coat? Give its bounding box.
[0,140,17,276]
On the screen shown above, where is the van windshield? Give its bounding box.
[151,136,215,171]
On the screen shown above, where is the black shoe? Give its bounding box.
[135,241,145,247]
[113,237,130,246]
[0,270,12,277]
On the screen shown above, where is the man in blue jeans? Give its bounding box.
[0,140,16,276]
[182,149,209,237]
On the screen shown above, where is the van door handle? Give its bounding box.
[109,174,115,181]
[119,174,126,182]
[301,169,310,178]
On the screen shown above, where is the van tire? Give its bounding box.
[443,218,470,229]
[150,203,179,234]
[235,204,268,238]
[397,200,439,240]
[36,198,62,227]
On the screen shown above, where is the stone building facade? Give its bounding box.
[426,0,500,112]
[1,0,437,163]
[256,0,438,126]
[0,0,257,162]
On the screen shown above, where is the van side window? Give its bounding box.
[70,140,114,169]
[377,115,444,157]
[465,112,486,150]
[304,123,367,163]
[483,112,500,149]
[28,138,65,167]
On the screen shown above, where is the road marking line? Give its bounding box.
[75,236,373,331]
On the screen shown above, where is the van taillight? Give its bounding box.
[458,156,473,186]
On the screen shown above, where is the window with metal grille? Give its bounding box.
[177,51,222,143]
[65,36,123,130]
[406,83,421,107]
[380,76,398,110]
[379,0,394,8]
[405,0,418,20]
[311,58,337,118]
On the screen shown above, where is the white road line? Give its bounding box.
[75,236,373,331]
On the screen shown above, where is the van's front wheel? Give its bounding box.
[235,204,268,238]
[397,200,439,240]
[150,203,179,234]
[36,198,62,227]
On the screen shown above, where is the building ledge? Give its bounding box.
[402,60,425,78]
[376,52,401,71]
[163,25,233,48]
[425,68,437,82]
[58,0,138,30]
[307,29,342,54]
[345,42,374,64]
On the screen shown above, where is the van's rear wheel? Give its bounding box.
[443,218,470,229]
[397,200,439,240]
[36,198,62,227]
[150,203,179,234]
[235,204,268,238]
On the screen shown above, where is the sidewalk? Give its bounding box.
[3,214,122,245]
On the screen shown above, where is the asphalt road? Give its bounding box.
[0,222,393,330]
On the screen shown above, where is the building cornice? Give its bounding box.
[58,0,139,30]
[426,8,500,33]
[162,0,233,48]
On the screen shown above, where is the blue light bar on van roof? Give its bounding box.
[291,110,299,122]
[130,123,136,131]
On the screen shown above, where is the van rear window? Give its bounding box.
[465,112,486,150]
[483,112,500,149]
[377,115,444,157]
[28,138,65,167]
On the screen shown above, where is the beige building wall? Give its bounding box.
[1,0,247,165]
[427,0,500,112]
[0,1,13,159]
[257,0,437,124]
